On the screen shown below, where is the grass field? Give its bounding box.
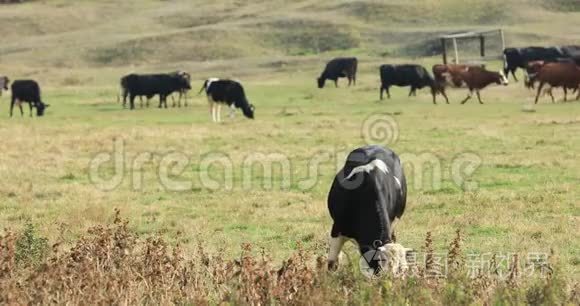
[0,0,579,304]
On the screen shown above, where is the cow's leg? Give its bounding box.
[461,89,473,104]
[327,235,347,271]
[10,97,15,117]
[380,86,384,100]
[29,102,34,117]
[18,103,23,117]
[386,86,391,99]
[217,104,222,122]
[511,68,518,82]
[408,87,414,97]
[476,90,484,104]
[229,104,236,118]
[534,82,545,104]
[130,94,136,110]
[548,88,555,103]
[441,88,450,104]
[563,88,568,102]
[334,80,338,88]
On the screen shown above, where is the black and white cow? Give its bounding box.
[199,78,255,122]
[327,145,410,275]
[318,57,358,88]
[0,76,9,97]
[10,80,49,117]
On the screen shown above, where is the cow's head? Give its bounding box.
[179,75,192,91]
[242,104,255,119]
[317,77,325,88]
[497,70,509,86]
[35,102,49,117]
[360,243,413,277]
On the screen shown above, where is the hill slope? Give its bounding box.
[1,0,579,71]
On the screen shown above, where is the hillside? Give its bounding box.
[1,0,579,74]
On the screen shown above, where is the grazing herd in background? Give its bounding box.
[1,45,579,118]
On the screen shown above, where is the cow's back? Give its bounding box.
[11,80,41,103]
[537,62,580,86]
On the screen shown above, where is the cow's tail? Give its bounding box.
[198,80,208,95]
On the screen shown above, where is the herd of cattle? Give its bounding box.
[1,45,579,119]
[0,46,579,275]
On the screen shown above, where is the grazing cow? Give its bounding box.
[380,64,447,104]
[533,62,580,104]
[444,66,509,104]
[0,76,9,97]
[318,57,358,88]
[327,145,410,275]
[123,73,191,110]
[10,80,49,117]
[199,78,255,122]
[503,47,566,81]
[169,71,191,107]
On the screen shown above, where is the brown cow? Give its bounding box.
[446,67,509,104]
[433,64,486,103]
[534,62,580,104]
[525,61,578,101]
[432,64,483,87]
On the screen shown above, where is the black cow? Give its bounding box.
[10,80,49,117]
[380,64,446,104]
[327,145,410,275]
[317,57,358,88]
[503,47,569,81]
[122,73,191,110]
[199,78,254,122]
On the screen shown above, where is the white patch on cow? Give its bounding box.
[205,77,219,93]
[328,236,347,264]
[344,159,389,181]
[393,176,402,189]
[498,70,509,85]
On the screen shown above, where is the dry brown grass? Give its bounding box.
[1,211,578,305]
